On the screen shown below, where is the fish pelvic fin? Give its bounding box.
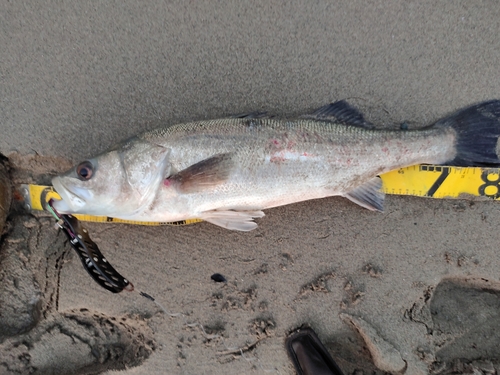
[199,210,265,231]
[436,100,500,167]
[343,177,384,212]
[167,153,234,194]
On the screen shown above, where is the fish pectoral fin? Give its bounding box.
[167,153,234,194]
[199,210,265,231]
[343,177,384,212]
[303,101,374,129]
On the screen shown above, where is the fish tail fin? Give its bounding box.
[436,100,500,166]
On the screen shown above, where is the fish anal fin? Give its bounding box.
[199,210,265,231]
[344,177,384,212]
[167,153,234,194]
[304,100,374,129]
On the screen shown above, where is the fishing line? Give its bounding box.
[137,289,222,340]
[138,291,183,317]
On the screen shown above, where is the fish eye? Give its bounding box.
[76,161,94,181]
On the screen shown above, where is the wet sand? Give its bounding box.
[2,2,500,374]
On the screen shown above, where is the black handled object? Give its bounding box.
[286,327,345,375]
[59,214,133,293]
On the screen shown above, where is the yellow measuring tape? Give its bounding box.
[22,164,500,225]
[380,165,500,199]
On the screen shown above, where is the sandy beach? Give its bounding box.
[2,1,500,374]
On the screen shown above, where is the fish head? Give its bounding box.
[52,137,171,218]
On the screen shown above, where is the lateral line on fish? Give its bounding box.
[21,165,500,225]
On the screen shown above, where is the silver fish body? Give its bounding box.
[52,100,500,230]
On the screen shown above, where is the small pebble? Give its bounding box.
[211,273,227,283]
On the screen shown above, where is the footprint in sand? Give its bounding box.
[342,277,500,375]
[429,278,500,374]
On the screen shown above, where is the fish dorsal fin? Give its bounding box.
[167,153,234,194]
[304,101,374,128]
[232,112,270,119]
[199,210,265,231]
[343,177,384,211]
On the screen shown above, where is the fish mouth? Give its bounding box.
[51,177,90,213]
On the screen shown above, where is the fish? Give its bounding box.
[52,100,500,231]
